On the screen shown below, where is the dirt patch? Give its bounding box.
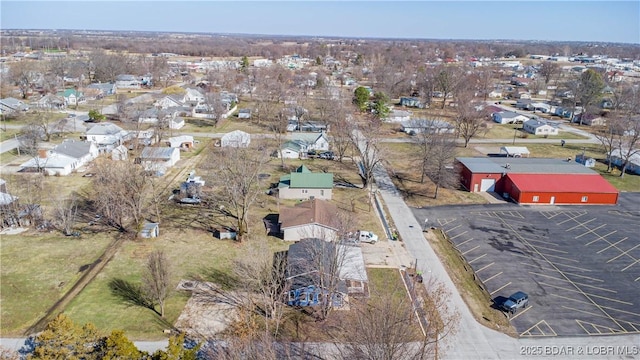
[174,280,239,338]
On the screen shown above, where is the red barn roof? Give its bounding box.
[507,174,618,193]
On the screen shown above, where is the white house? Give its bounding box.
[290,132,329,152]
[492,111,529,124]
[33,94,66,110]
[138,147,180,175]
[238,108,252,119]
[221,130,251,148]
[0,97,29,115]
[115,74,142,90]
[279,140,307,159]
[19,140,98,176]
[523,119,559,136]
[84,122,130,153]
[183,88,205,104]
[401,119,455,135]
[154,95,185,110]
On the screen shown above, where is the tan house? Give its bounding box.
[279,198,338,241]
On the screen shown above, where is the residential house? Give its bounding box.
[221,130,251,148]
[137,147,180,175]
[138,107,174,124]
[0,97,29,115]
[131,129,156,147]
[515,99,534,111]
[278,165,333,200]
[19,140,98,176]
[488,89,503,98]
[572,113,606,126]
[386,109,412,122]
[608,149,640,175]
[492,111,529,124]
[279,140,308,159]
[297,121,328,133]
[279,198,338,241]
[284,238,368,308]
[58,89,85,107]
[401,119,455,135]
[32,94,65,110]
[86,82,116,97]
[155,94,185,110]
[523,119,559,136]
[399,97,425,109]
[291,132,329,152]
[183,87,205,106]
[83,122,130,153]
[115,74,142,90]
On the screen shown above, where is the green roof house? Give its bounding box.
[278,165,333,200]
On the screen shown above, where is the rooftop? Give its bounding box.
[456,157,598,175]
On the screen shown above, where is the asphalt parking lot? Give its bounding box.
[412,193,640,337]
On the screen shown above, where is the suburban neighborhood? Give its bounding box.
[0,6,639,359]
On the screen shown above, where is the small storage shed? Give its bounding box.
[140,223,159,238]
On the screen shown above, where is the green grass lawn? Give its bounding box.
[63,227,289,340]
[0,231,114,335]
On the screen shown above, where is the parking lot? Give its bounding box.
[413,193,640,337]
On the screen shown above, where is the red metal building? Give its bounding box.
[456,157,619,205]
[503,174,619,205]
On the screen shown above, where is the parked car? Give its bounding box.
[501,291,529,314]
[319,151,335,160]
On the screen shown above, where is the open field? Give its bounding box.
[0,230,114,335]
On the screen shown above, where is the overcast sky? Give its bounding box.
[2,1,639,44]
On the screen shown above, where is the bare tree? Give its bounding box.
[434,65,463,109]
[8,60,39,99]
[327,101,354,163]
[594,114,623,172]
[351,117,384,190]
[205,147,268,241]
[51,193,78,236]
[538,61,561,86]
[142,250,171,318]
[613,116,640,177]
[91,159,153,232]
[453,79,489,148]
[232,238,288,336]
[332,277,459,360]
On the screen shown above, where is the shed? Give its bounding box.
[221,130,251,148]
[500,146,530,158]
[214,227,237,240]
[139,223,159,238]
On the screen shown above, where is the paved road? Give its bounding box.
[354,128,640,359]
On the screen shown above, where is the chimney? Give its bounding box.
[38,149,48,159]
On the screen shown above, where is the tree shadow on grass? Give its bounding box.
[109,278,160,316]
[191,267,240,291]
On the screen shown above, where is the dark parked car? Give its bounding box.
[319,151,335,160]
[501,291,529,314]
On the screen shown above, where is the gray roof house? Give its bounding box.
[137,147,180,175]
[401,119,455,135]
[19,140,98,176]
[84,122,130,153]
[0,97,29,115]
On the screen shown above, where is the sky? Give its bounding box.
[1,1,639,44]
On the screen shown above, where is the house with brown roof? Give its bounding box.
[279,198,339,241]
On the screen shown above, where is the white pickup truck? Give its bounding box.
[353,230,379,244]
